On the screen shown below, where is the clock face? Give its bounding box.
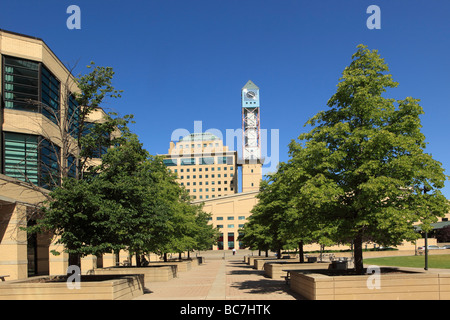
[246,91,256,99]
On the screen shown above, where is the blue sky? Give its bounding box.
[1,0,450,198]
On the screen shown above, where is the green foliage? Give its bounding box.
[288,44,449,272]
[28,63,217,260]
[239,44,449,273]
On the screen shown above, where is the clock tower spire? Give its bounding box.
[241,80,262,192]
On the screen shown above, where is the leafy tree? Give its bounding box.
[289,45,449,273]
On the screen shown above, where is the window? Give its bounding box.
[4,132,39,185]
[218,156,233,165]
[180,158,195,165]
[200,157,214,165]
[227,216,234,220]
[41,66,60,124]
[228,225,234,229]
[67,155,77,179]
[3,56,39,112]
[83,122,109,158]
[40,138,61,189]
[163,158,177,166]
[238,216,246,220]
[216,217,223,220]
[3,132,60,189]
[228,232,235,249]
[67,94,80,138]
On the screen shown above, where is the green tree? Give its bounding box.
[289,45,449,273]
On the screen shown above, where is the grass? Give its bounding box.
[364,254,450,269]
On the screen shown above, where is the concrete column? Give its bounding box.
[0,203,28,280]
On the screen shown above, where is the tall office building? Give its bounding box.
[164,132,238,200]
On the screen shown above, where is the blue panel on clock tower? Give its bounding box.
[241,80,260,107]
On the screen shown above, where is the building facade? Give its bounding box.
[164,132,238,200]
[0,30,112,280]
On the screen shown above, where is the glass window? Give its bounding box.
[3,132,60,189]
[40,138,61,189]
[67,155,77,179]
[67,94,80,137]
[180,158,195,165]
[4,132,38,185]
[200,157,214,165]
[163,158,177,166]
[83,122,109,158]
[217,156,234,165]
[3,56,39,112]
[41,66,60,124]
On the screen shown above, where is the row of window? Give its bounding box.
[186,187,233,192]
[179,173,234,179]
[182,181,233,187]
[164,156,234,166]
[191,194,231,200]
[216,224,245,229]
[215,216,246,221]
[177,142,221,149]
[173,166,234,173]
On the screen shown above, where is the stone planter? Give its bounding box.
[0,274,144,300]
[264,261,331,279]
[290,268,450,300]
[254,258,298,270]
[94,265,177,282]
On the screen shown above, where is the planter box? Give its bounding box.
[264,262,331,279]
[0,274,144,300]
[149,260,192,272]
[290,268,450,300]
[94,265,177,282]
[247,256,274,267]
[254,258,298,270]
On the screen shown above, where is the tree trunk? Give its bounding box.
[265,249,268,257]
[299,241,304,263]
[164,253,168,262]
[354,233,364,274]
[136,253,141,267]
[277,248,281,259]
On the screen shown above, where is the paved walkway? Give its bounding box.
[134,253,304,300]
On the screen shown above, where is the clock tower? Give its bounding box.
[241,80,263,192]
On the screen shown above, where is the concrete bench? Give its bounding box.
[0,275,10,282]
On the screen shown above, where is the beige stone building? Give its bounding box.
[162,131,263,250]
[164,132,239,200]
[0,29,114,280]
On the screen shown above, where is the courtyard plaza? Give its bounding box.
[134,249,305,300]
